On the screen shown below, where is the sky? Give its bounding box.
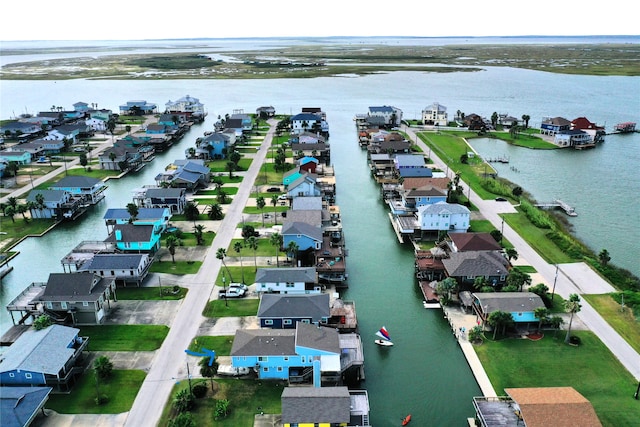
[1,0,638,42]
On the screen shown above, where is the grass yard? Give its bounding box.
[161,379,284,427]
[189,335,235,356]
[150,260,203,274]
[218,267,257,286]
[66,167,121,180]
[583,294,640,354]
[203,299,259,318]
[161,231,215,247]
[46,369,146,414]
[116,286,187,300]
[0,216,56,247]
[79,325,169,351]
[474,331,640,427]
[228,238,287,258]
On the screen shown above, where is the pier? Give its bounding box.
[484,156,509,164]
[534,199,577,216]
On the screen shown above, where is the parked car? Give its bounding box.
[217,364,251,377]
[278,194,288,200]
[219,287,246,299]
[495,197,508,202]
[229,283,248,292]
[266,187,280,192]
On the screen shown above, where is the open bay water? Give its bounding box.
[0,38,638,424]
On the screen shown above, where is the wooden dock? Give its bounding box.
[534,199,577,216]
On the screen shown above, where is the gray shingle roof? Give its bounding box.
[295,322,340,354]
[283,211,322,228]
[442,250,509,277]
[103,208,168,220]
[473,292,545,313]
[281,222,322,242]
[420,201,470,215]
[39,272,111,302]
[145,188,185,198]
[0,386,53,427]
[257,294,330,320]
[26,189,67,203]
[0,325,79,375]
[81,254,147,270]
[230,329,296,356]
[281,386,351,424]
[255,267,317,284]
[106,224,155,243]
[51,175,102,188]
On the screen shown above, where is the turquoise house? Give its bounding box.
[106,224,162,253]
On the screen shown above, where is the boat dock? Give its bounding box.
[534,199,577,216]
[484,156,509,164]
[613,122,636,133]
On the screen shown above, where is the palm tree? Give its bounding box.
[598,249,611,266]
[505,248,518,262]
[216,247,233,281]
[225,161,236,179]
[233,241,245,283]
[534,307,549,332]
[286,241,299,266]
[165,235,181,263]
[193,224,205,245]
[126,202,139,223]
[34,193,45,218]
[207,203,223,220]
[521,114,530,129]
[488,310,514,340]
[246,236,259,272]
[16,204,29,221]
[184,201,199,225]
[270,232,283,267]
[199,356,219,392]
[4,205,16,223]
[256,196,266,227]
[564,293,582,343]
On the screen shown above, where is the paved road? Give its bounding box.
[403,125,640,381]
[123,120,277,427]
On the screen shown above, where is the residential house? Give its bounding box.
[443,250,510,286]
[231,322,362,386]
[58,123,92,139]
[463,113,486,130]
[165,95,205,119]
[224,118,245,139]
[257,293,330,328]
[422,102,448,126]
[88,109,113,122]
[26,189,78,219]
[367,105,403,127]
[254,267,320,294]
[49,175,107,205]
[9,142,46,161]
[0,150,32,165]
[281,387,371,427]
[155,159,210,190]
[297,156,319,174]
[256,105,276,118]
[103,207,171,233]
[282,167,306,187]
[417,201,470,234]
[282,222,323,252]
[447,232,502,253]
[391,186,446,215]
[473,387,602,427]
[286,173,322,197]
[132,186,187,214]
[369,153,396,181]
[367,137,412,155]
[79,253,152,286]
[290,113,324,135]
[0,121,42,139]
[119,100,158,115]
[0,386,53,427]
[571,116,605,144]
[105,223,162,254]
[554,129,593,148]
[540,116,571,136]
[29,138,65,154]
[0,325,89,392]
[472,292,545,326]
[230,113,253,132]
[98,144,143,171]
[393,153,427,174]
[196,131,234,159]
[73,101,90,113]
[498,113,519,128]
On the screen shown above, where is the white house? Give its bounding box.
[85,118,106,132]
[368,106,403,127]
[422,102,448,126]
[165,95,205,118]
[417,201,470,232]
[254,267,320,295]
[287,173,322,198]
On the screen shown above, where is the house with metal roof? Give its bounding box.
[254,267,320,294]
[0,386,52,427]
[257,294,330,328]
[281,386,372,427]
[422,102,448,126]
[286,173,322,197]
[0,325,88,391]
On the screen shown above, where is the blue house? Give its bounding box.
[290,113,323,135]
[49,175,107,205]
[282,222,323,252]
[231,322,341,386]
[119,100,158,115]
[0,150,32,165]
[257,293,330,328]
[472,292,545,327]
[540,116,571,136]
[0,386,53,427]
[197,132,234,159]
[26,189,77,219]
[282,167,305,187]
[400,186,446,212]
[103,207,171,233]
[106,224,162,253]
[0,325,88,391]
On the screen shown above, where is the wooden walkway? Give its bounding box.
[534,199,577,216]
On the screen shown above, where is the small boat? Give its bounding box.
[402,414,412,425]
[375,326,393,347]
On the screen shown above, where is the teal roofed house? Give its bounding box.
[283,167,305,187]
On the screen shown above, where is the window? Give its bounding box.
[283,356,289,361]
[61,301,67,309]
[262,367,269,372]
[110,270,114,276]
[265,320,273,326]
[286,283,294,288]
[46,302,52,309]
[283,319,292,325]
[83,301,89,307]
[301,319,310,324]
[258,356,268,362]
[9,373,14,378]
[25,373,32,379]
[301,356,306,363]
[277,366,283,372]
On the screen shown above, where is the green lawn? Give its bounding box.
[189,335,235,356]
[472,132,557,149]
[79,325,169,351]
[46,369,146,414]
[161,231,215,247]
[150,261,203,274]
[0,216,56,248]
[583,294,640,354]
[116,286,187,300]
[218,267,257,286]
[203,299,259,318]
[161,379,284,427]
[474,331,640,427]
[228,238,287,257]
[66,167,121,180]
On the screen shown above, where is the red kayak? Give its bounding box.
[402,414,412,425]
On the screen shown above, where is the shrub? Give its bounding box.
[168,412,195,427]
[33,315,52,330]
[173,389,195,413]
[569,335,581,345]
[95,394,109,405]
[192,383,207,398]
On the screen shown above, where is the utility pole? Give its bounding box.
[551,264,559,302]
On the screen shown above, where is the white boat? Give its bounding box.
[374,326,393,347]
